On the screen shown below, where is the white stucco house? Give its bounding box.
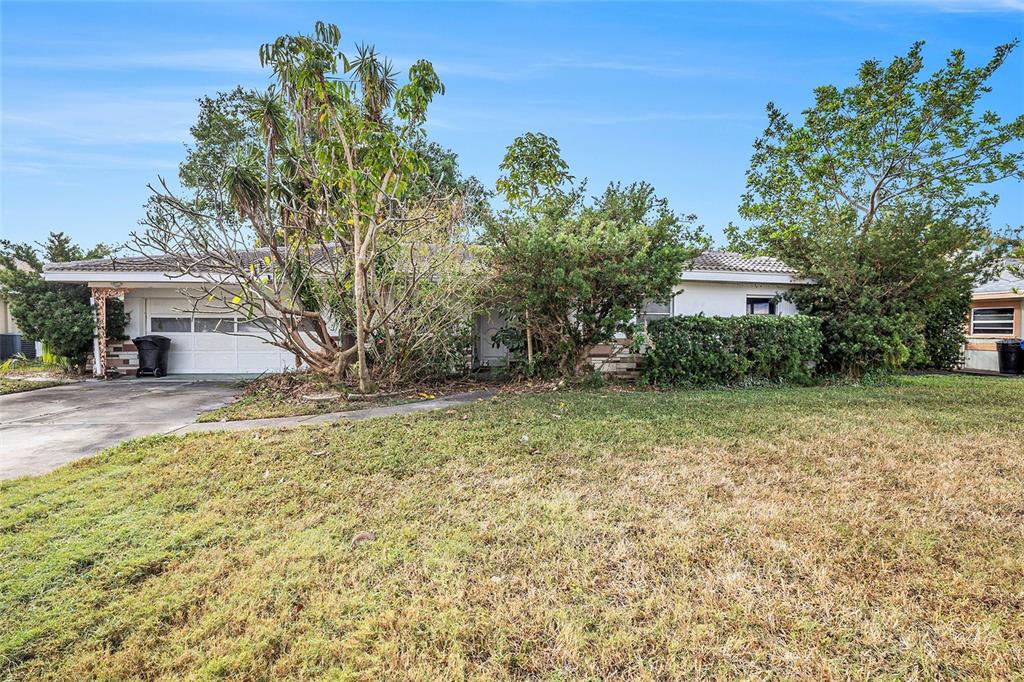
[44,249,806,377]
[43,253,301,376]
[478,250,804,369]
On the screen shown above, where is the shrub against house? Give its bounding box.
[642,315,822,387]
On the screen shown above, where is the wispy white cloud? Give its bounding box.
[426,105,762,133]
[397,53,742,83]
[2,144,179,176]
[579,112,763,126]
[849,0,1023,11]
[12,44,729,83]
[5,47,263,73]
[3,90,199,145]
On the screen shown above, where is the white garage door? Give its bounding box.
[146,300,296,374]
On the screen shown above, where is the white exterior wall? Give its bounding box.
[963,349,1001,372]
[671,280,799,317]
[0,298,19,335]
[475,275,805,368]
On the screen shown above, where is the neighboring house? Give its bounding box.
[0,297,19,336]
[963,259,1023,372]
[1,258,38,360]
[1,258,30,335]
[44,249,807,377]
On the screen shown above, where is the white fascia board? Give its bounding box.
[681,269,811,285]
[43,271,220,285]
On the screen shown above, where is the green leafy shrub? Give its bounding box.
[486,132,708,378]
[1,232,127,368]
[642,314,823,387]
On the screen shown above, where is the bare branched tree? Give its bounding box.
[132,22,487,390]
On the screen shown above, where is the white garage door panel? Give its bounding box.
[144,298,296,374]
[194,335,235,351]
[238,352,285,373]
[160,334,194,350]
[194,352,240,371]
[167,351,195,374]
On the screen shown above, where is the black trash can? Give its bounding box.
[133,335,172,377]
[996,339,1024,375]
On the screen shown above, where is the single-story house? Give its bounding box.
[43,253,301,376]
[478,250,804,371]
[43,250,806,377]
[963,259,1023,372]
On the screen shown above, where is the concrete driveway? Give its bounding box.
[0,380,239,480]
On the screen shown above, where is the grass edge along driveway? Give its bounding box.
[0,378,65,396]
[1,375,1022,679]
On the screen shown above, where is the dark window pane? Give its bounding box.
[150,317,191,333]
[640,299,672,324]
[971,308,1014,335]
[194,317,235,333]
[746,297,777,315]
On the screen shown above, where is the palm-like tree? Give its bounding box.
[346,43,398,123]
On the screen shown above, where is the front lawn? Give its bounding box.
[2,375,1021,678]
[0,378,64,395]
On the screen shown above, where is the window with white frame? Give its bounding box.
[971,307,1015,336]
[640,299,672,324]
[746,296,777,316]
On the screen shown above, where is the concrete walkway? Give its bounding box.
[174,389,496,434]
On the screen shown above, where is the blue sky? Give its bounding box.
[2,1,1022,250]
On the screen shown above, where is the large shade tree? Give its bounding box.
[135,23,487,391]
[729,41,1023,375]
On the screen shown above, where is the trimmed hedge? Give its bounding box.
[642,314,823,386]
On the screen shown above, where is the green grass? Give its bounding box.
[0,378,64,395]
[2,375,1022,679]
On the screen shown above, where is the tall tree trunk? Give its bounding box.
[353,243,373,394]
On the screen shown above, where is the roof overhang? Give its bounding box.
[43,270,214,285]
[973,291,1024,301]
[681,269,811,285]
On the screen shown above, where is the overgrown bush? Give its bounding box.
[642,314,823,387]
[1,232,126,367]
[729,42,1020,377]
[485,133,708,378]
